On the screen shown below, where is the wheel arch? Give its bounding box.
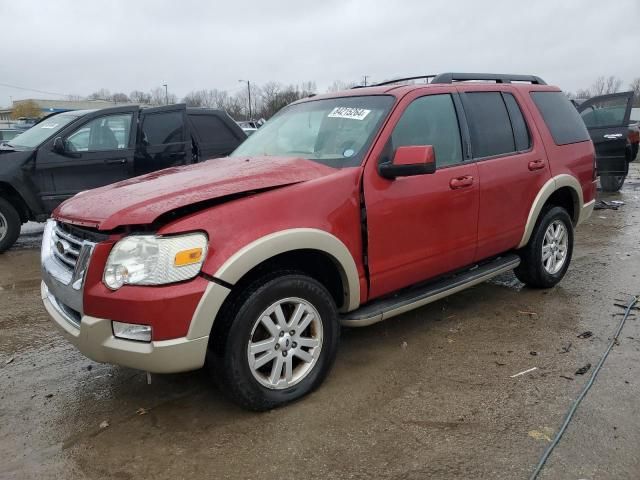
[0,181,32,223]
[518,175,583,248]
[213,228,361,312]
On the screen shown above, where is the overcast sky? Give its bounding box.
[1,0,638,107]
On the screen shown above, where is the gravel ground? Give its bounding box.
[1,163,639,479]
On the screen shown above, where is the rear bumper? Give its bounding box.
[42,281,227,373]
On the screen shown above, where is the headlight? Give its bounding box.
[103,233,208,290]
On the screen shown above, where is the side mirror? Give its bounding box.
[52,137,66,154]
[379,145,436,179]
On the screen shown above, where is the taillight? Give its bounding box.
[628,130,639,145]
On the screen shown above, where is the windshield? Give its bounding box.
[231,95,394,167]
[8,114,79,149]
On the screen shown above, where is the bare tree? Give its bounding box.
[149,86,177,105]
[630,78,640,106]
[111,92,130,103]
[88,88,112,101]
[327,80,357,93]
[589,76,623,96]
[129,90,151,104]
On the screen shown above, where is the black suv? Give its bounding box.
[0,104,246,252]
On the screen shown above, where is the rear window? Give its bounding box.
[462,92,515,158]
[530,92,590,145]
[142,111,184,145]
[189,115,239,144]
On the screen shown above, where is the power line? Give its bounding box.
[0,82,69,98]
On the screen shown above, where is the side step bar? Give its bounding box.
[341,254,521,327]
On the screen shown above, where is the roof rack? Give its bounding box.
[371,75,437,87]
[357,72,546,89]
[431,72,546,85]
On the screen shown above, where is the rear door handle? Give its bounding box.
[449,175,474,189]
[603,133,623,139]
[528,159,546,171]
[104,158,127,165]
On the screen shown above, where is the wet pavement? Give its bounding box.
[1,164,639,480]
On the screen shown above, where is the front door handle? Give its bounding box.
[603,133,623,139]
[449,175,474,189]
[528,159,546,171]
[104,158,127,165]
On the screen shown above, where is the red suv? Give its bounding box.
[41,73,596,410]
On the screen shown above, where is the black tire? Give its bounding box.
[208,271,340,411]
[515,206,574,289]
[600,175,625,192]
[0,198,21,254]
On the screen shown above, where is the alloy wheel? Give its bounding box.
[247,297,323,390]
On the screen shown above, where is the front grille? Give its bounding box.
[52,224,84,271]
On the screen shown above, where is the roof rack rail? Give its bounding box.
[430,72,546,85]
[371,75,437,87]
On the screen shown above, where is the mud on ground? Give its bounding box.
[1,164,639,479]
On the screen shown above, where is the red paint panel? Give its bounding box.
[470,88,552,259]
[82,242,208,340]
[53,156,338,230]
[361,87,480,299]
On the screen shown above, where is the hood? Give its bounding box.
[54,156,339,230]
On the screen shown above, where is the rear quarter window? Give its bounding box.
[189,115,240,143]
[530,92,590,145]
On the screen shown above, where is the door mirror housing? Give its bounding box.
[52,137,66,154]
[379,145,436,179]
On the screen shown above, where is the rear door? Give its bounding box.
[458,88,552,260]
[577,91,634,176]
[187,111,246,161]
[34,106,138,212]
[136,104,191,175]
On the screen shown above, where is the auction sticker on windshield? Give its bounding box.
[328,107,371,120]
[40,123,59,129]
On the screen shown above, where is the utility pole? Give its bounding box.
[162,83,168,105]
[362,75,370,87]
[239,80,252,120]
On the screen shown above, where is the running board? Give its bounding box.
[341,254,521,327]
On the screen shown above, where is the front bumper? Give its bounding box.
[42,282,210,373]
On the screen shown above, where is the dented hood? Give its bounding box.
[54,156,338,230]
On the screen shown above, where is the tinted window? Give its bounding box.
[189,115,238,143]
[580,96,629,128]
[391,94,462,167]
[463,92,515,158]
[530,91,590,145]
[142,111,184,145]
[503,93,531,151]
[66,113,132,152]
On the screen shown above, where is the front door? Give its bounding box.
[34,106,138,212]
[364,90,479,299]
[578,91,634,177]
[136,104,191,175]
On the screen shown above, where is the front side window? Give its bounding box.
[231,95,394,167]
[463,92,515,158]
[66,113,132,152]
[390,94,463,168]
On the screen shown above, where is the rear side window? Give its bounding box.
[530,92,590,145]
[462,92,515,158]
[142,111,184,145]
[391,94,463,167]
[189,115,239,143]
[503,93,531,151]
